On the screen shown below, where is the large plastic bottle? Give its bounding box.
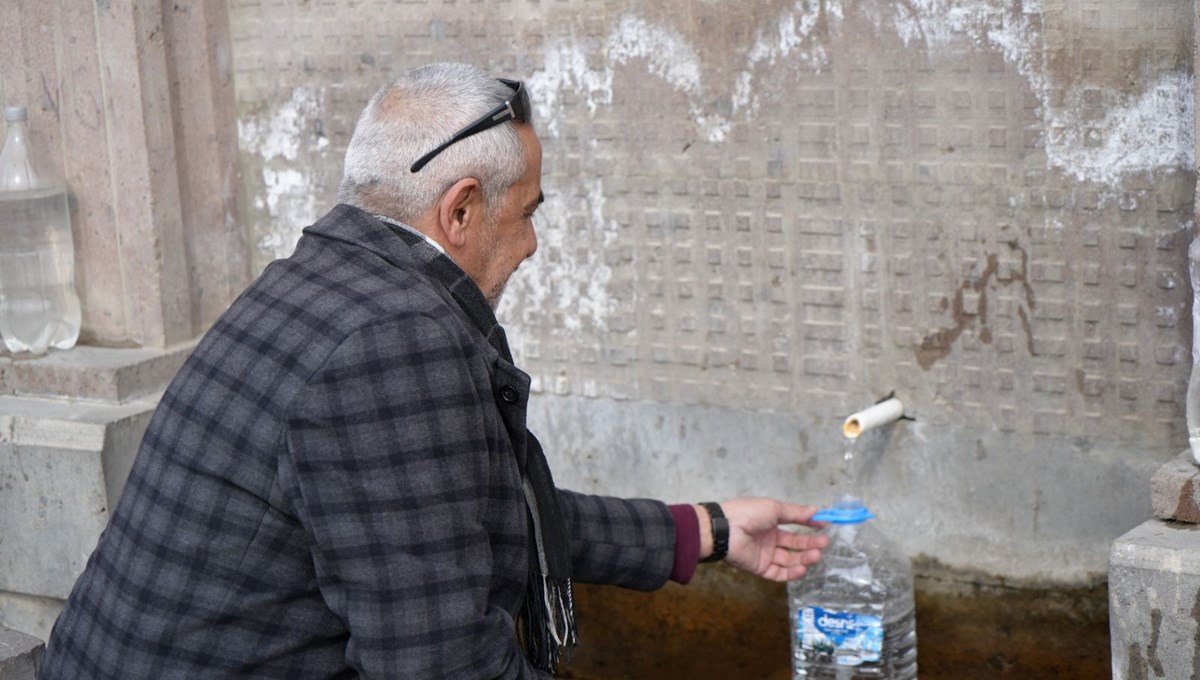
[789,494,917,679]
[0,105,81,355]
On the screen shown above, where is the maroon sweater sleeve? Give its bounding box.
[668,504,700,584]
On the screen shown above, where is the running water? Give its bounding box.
[840,436,860,496]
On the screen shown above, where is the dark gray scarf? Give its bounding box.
[376,212,578,674]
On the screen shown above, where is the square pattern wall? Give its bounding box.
[229,0,1195,449]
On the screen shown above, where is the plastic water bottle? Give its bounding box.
[0,105,81,355]
[789,495,917,679]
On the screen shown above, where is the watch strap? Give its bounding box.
[699,502,729,563]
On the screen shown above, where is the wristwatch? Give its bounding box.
[699,502,729,563]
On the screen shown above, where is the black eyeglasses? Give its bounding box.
[409,78,530,173]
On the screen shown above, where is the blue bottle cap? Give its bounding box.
[812,504,875,524]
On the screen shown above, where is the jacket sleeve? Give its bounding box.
[282,312,549,680]
[557,489,676,591]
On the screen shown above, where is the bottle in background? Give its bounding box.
[0,105,81,355]
[789,494,917,679]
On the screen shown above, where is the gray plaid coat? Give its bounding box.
[40,205,675,679]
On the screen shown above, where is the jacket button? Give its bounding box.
[500,386,519,403]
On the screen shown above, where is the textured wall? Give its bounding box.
[230,0,1194,584]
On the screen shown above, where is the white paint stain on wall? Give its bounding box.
[606,15,731,143]
[735,0,840,115]
[527,39,614,138]
[886,0,1039,49]
[500,174,620,335]
[238,86,330,262]
[1047,71,1195,185]
[865,0,1193,184]
[530,2,1192,187]
[607,15,702,97]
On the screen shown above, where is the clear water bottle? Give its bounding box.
[789,495,917,679]
[0,105,81,355]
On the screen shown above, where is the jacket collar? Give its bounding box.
[303,204,514,363]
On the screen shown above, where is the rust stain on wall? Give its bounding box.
[914,241,1037,370]
[1191,591,1200,679]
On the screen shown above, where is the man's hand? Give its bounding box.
[695,498,828,582]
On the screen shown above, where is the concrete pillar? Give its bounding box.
[0,2,243,639]
[162,2,248,334]
[0,0,247,348]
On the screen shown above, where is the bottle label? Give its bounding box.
[796,606,883,666]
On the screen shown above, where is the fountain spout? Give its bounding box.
[843,396,906,439]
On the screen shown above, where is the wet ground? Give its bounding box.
[560,564,1110,679]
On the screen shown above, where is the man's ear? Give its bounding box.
[436,178,484,248]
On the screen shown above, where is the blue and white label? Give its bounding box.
[796,606,883,666]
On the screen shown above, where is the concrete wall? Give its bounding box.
[228,0,1191,587]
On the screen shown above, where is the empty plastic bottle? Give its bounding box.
[0,105,80,355]
[789,494,917,679]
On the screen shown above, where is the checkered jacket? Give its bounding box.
[40,205,675,679]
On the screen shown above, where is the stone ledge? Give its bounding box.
[1151,450,1200,523]
[0,625,42,680]
[1111,518,1200,573]
[0,342,195,403]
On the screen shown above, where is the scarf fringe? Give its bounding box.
[520,573,578,674]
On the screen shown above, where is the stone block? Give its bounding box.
[0,394,156,600]
[0,343,194,403]
[0,592,60,646]
[1110,520,1200,679]
[1151,450,1200,522]
[0,624,42,680]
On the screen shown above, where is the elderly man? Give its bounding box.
[40,63,828,679]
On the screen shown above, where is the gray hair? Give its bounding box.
[337,63,530,222]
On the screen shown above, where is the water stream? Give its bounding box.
[839,436,860,498]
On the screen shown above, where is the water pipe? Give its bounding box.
[1186,237,1200,464]
[843,396,906,439]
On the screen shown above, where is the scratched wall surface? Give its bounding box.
[229,0,1194,583]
